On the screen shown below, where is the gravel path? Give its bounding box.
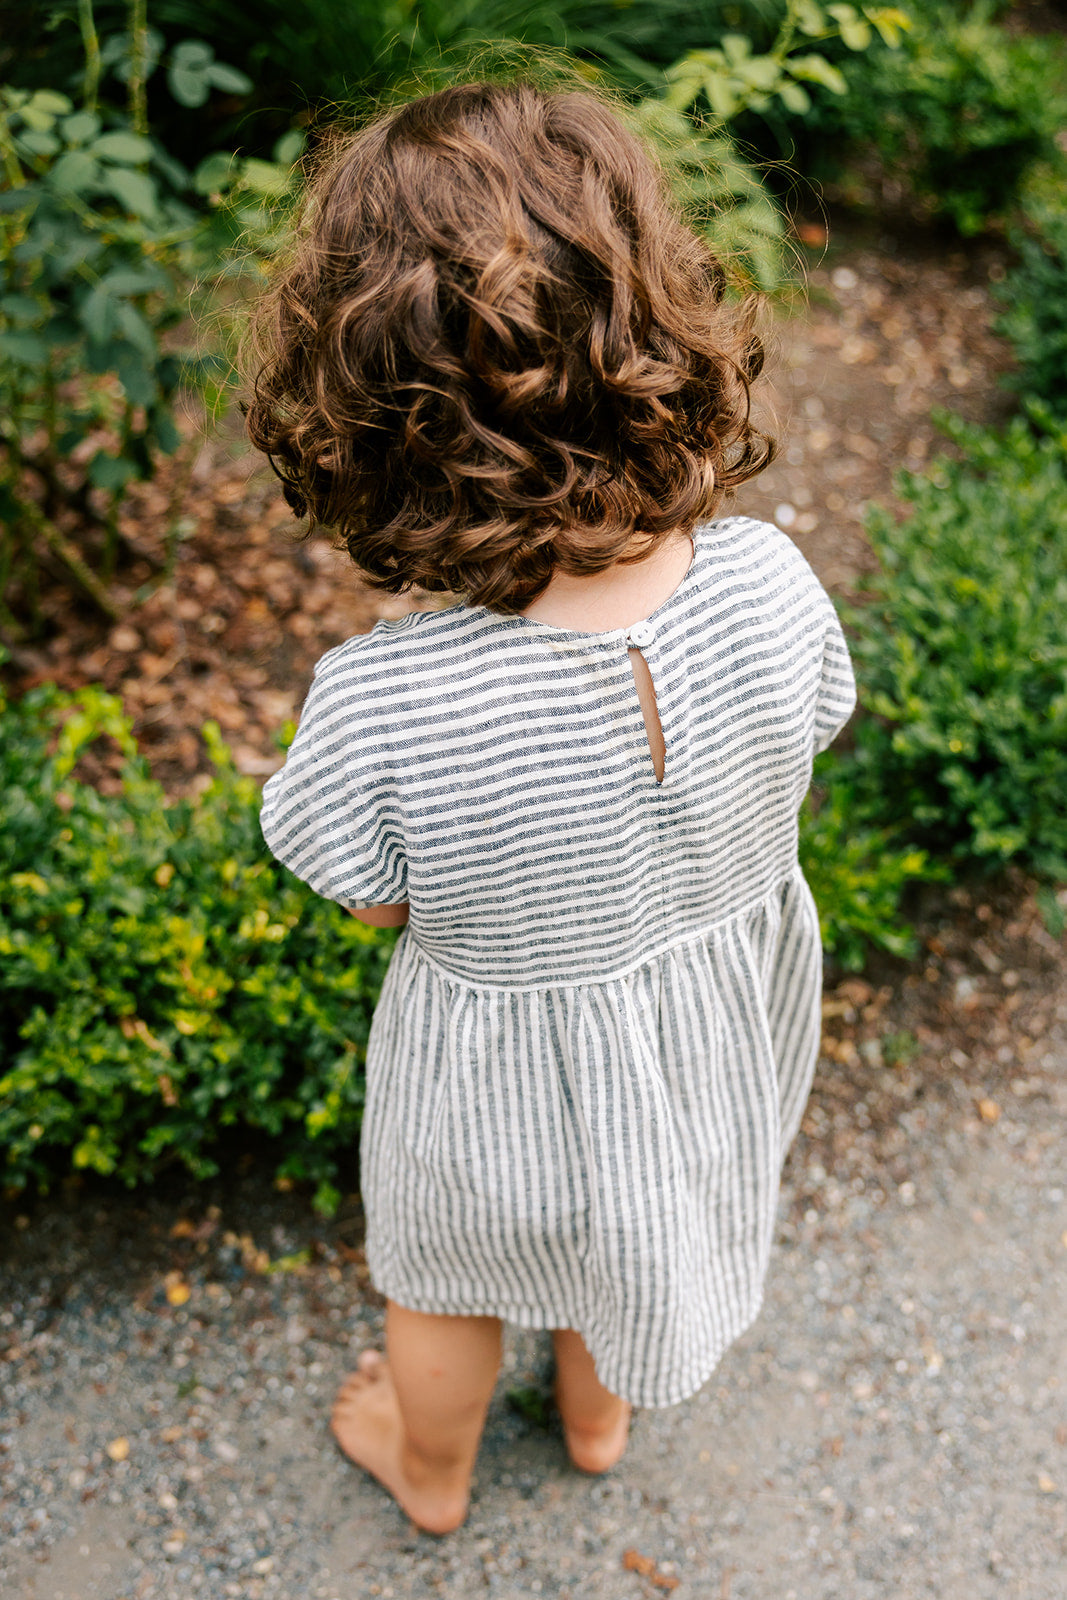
[3,1012,1064,1600]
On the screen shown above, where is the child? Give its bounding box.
[244,78,856,1536]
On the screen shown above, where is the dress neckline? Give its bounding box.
[477,522,706,641]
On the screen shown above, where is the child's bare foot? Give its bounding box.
[330,1352,471,1533]
[556,1390,633,1474]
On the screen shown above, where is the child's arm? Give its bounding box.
[346,903,410,927]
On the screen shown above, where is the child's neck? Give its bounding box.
[515,528,695,633]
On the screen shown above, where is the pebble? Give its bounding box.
[1,1047,1064,1599]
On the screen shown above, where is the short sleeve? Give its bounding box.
[813,595,857,755]
[259,644,408,909]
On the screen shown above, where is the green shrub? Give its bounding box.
[803,2,1067,234]
[993,202,1067,415]
[799,752,941,972]
[0,664,945,1206]
[843,409,1067,876]
[0,0,307,634]
[635,2,908,289]
[0,681,400,1214]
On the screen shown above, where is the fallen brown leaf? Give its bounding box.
[164,1270,191,1306]
[622,1549,680,1591]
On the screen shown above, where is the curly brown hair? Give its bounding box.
[239,78,775,615]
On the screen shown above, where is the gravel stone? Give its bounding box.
[2,1022,1064,1599]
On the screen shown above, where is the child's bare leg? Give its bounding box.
[551,1328,632,1473]
[331,1301,501,1534]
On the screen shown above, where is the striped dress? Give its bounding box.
[260,516,856,1407]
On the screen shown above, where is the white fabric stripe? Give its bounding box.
[262,516,857,1407]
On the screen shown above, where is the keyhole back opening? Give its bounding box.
[627,646,666,784]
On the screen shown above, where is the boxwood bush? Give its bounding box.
[800,2,1067,235]
[844,408,1067,878]
[0,680,399,1213]
[799,756,938,973]
[994,202,1067,418]
[1,668,935,1204]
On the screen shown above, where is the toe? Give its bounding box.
[334,1371,374,1406]
[357,1349,386,1376]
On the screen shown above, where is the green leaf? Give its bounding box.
[661,54,718,115]
[506,1385,555,1429]
[99,26,165,83]
[149,407,182,454]
[272,129,306,166]
[864,7,912,47]
[311,1179,342,1218]
[17,129,61,157]
[205,62,253,95]
[99,264,170,296]
[0,185,42,214]
[720,34,753,66]
[18,90,72,131]
[1035,886,1067,939]
[88,450,137,490]
[795,0,827,34]
[61,111,101,146]
[99,167,160,218]
[113,348,158,406]
[79,283,118,344]
[152,148,191,191]
[238,157,296,197]
[91,131,154,164]
[168,65,210,108]
[778,81,812,114]
[736,56,782,93]
[788,54,850,95]
[828,4,872,48]
[83,335,129,374]
[839,17,872,48]
[114,302,157,360]
[0,293,45,325]
[698,69,740,121]
[28,90,74,116]
[191,150,239,195]
[0,330,49,366]
[48,149,101,195]
[171,39,214,68]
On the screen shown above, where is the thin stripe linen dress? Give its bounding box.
[260,515,856,1407]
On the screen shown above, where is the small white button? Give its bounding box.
[627,621,655,648]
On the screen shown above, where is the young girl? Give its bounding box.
[245,78,856,1536]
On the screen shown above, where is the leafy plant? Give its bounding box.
[619,3,909,289]
[5,0,274,166]
[659,2,909,124]
[804,1,1067,234]
[0,2,305,634]
[0,678,400,1214]
[843,409,1067,877]
[993,201,1067,416]
[799,751,940,972]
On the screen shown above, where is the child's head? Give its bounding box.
[241,78,774,614]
